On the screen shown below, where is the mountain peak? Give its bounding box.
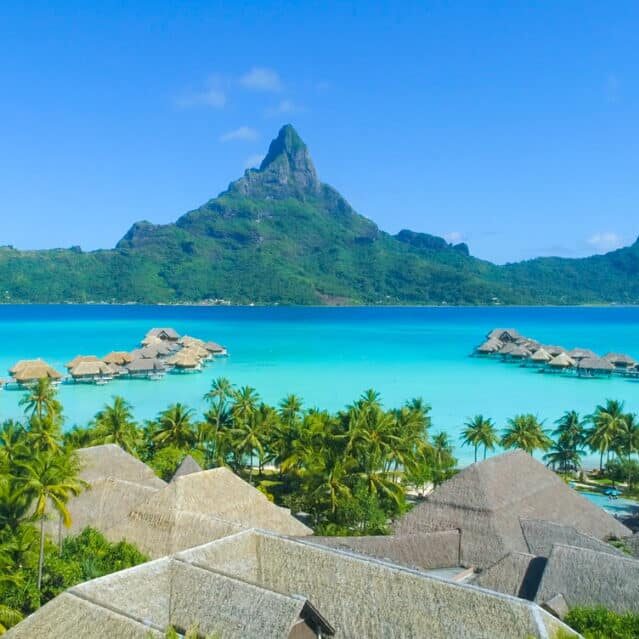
[225,124,320,199]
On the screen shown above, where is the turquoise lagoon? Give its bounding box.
[0,305,638,466]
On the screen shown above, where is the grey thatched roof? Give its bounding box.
[105,467,312,557]
[177,529,577,638]
[470,552,546,600]
[65,354,100,370]
[577,356,615,372]
[535,544,639,614]
[309,530,462,571]
[509,346,531,359]
[530,348,552,363]
[147,327,180,341]
[603,352,637,367]
[487,328,521,342]
[542,345,567,357]
[568,348,598,360]
[9,553,333,639]
[548,353,576,368]
[126,358,165,373]
[393,451,631,568]
[520,518,624,559]
[204,341,226,353]
[171,455,203,481]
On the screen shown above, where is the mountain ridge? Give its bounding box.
[1,124,638,305]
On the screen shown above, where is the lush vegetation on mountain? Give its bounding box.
[1,124,638,305]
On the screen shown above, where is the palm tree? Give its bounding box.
[586,400,627,470]
[15,450,86,589]
[19,377,62,422]
[204,377,235,427]
[616,413,639,461]
[460,415,497,463]
[553,411,586,448]
[543,438,585,473]
[0,603,23,634]
[92,396,140,453]
[502,414,551,455]
[152,404,196,449]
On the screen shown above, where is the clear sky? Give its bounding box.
[1,1,637,263]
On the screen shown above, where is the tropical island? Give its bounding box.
[1,125,638,306]
[1,377,638,637]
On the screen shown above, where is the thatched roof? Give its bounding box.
[204,341,226,353]
[487,328,521,342]
[542,345,567,357]
[176,529,578,638]
[166,352,200,368]
[9,359,41,375]
[126,358,165,373]
[520,518,624,559]
[147,327,180,341]
[179,335,205,346]
[577,356,615,372]
[76,445,166,489]
[104,467,312,557]
[8,555,333,639]
[65,354,100,370]
[102,351,134,365]
[548,353,576,368]
[477,339,502,354]
[535,544,639,614]
[530,348,552,363]
[567,348,598,360]
[471,552,545,600]
[509,346,531,359]
[182,344,209,359]
[603,352,637,367]
[4,592,164,638]
[12,360,63,382]
[393,451,631,568]
[171,455,203,481]
[498,342,519,356]
[310,530,462,571]
[70,361,111,378]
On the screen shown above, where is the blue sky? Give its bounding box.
[1,1,637,263]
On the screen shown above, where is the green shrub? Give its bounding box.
[565,606,639,639]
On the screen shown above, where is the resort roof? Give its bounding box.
[309,530,462,571]
[65,354,100,370]
[104,467,312,557]
[166,351,200,368]
[102,351,134,365]
[126,358,165,373]
[535,544,639,614]
[204,341,226,353]
[7,556,334,639]
[567,348,598,360]
[147,327,180,341]
[173,529,577,638]
[576,356,615,372]
[171,455,203,481]
[541,345,567,356]
[498,342,519,355]
[392,451,631,568]
[12,360,63,382]
[179,335,205,347]
[477,339,502,354]
[70,361,111,377]
[530,348,552,362]
[471,552,544,600]
[548,353,576,368]
[603,352,637,367]
[509,345,531,359]
[487,328,521,342]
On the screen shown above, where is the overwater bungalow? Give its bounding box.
[147,327,180,342]
[487,328,520,343]
[476,339,502,355]
[102,351,134,366]
[126,358,166,380]
[530,348,552,366]
[576,356,614,378]
[603,352,636,370]
[11,360,63,387]
[541,345,567,357]
[204,341,228,356]
[70,361,113,385]
[509,346,531,361]
[547,353,576,373]
[567,348,598,361]
[65,355,100,371]
[166,351,202,373]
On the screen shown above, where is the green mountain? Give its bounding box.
[1,125,638,305]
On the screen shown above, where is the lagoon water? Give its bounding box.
[0,305,638,466]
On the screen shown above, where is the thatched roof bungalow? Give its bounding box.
[102,351,134,365]
[171,455,203,481]
[166,352,201,370]
[173,529,577,638]
[476,339,502,354]
[147,327,180,342]
[487,328,521,343]
[65,355,100,371]
[70,360,112,381]
[204,341,227,355]
[393,451,631,568]
[126,358,166,376]
[509,345,531,360]
[542,345,567,357]
[6,556,333,639]
[547,353,576,369]
[104,467,312,557]
[567,348,598,361]
[576,356,615,377]
[603,352,637,369]
[11,360,63,384]
[530,348,552,364]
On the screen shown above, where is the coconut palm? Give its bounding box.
[543,438,585,473]
[586,400,627,470]
[15,450,86,589]
[502,414,551,455]
[92,396,140,454]
[152,403,196,449]
[19,377,62,421]
[460,415,497,463]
